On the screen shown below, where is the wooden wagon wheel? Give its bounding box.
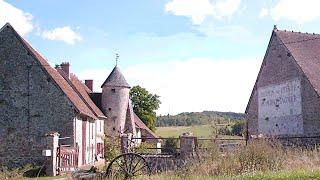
[106,153,151,179]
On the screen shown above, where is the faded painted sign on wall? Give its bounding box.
[258,78,303,135]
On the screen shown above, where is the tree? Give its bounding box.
[231,121,245,136]
[130,86,161,131]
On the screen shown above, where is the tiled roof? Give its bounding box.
[134,113,158,138]
[69,74,106,118]
[275,30,320,96]
[101,66,130,88]
[3,23,97,119]
[245,28,320,113]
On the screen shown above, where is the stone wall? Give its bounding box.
[247,31,320,137]
[101,86,129,136]
[143,155,186,172]
[0,25,77,168]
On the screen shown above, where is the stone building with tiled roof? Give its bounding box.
[246,26,320,140]
[0,23,156,169]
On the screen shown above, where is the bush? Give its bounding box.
[218,126,232,135]
[163,137,178,154]
[104,136,121,162]
[231,121,245,136]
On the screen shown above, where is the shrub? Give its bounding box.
[163,137,178,154]
[104,136,121,162]
[218,126,232,135]
[231,121,245,136]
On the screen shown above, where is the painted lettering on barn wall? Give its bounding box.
[258,78,303,135]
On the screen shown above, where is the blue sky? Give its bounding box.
[1,0,320,115]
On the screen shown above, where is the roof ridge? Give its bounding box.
[276,29,320,36]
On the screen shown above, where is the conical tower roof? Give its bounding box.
[101,66,130,88]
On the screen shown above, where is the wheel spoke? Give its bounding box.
[132,164,147,175]
[106,153,150,179]
[131,157,142,173]
[115,159,127,174]
[128,154,134,173]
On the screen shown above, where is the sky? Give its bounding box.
[1,0,320,115]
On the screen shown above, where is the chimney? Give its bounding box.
[85,80,93,91]
[60,62,70,77]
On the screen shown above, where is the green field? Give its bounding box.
[156,125,214,138]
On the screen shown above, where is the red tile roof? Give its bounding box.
[5,23,97,119]
[69,74,106,118]
[134,113,158,138]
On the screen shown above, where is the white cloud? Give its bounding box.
[165,0,214,24]
[214,0,241,18]
[195,25,259,43]
[259,8,269,18]
[0,0,34,36]
[266,0,320,24]
[165,0,241,24]
[77,57,261,115]
[42,26,82,45]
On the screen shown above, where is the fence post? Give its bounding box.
[120,134,129,154]
[44,132,60,176]
[179,132,196,159]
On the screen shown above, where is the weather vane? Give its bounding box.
[115,53,119,66]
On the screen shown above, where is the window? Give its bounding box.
[113,127,116,131]
[111,88,115,93]
[100,121,102,132]
[108,108,112,111]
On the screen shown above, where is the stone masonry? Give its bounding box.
[246,27,320,139]
[0,25,76,168]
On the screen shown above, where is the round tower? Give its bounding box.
[101,66,130,136]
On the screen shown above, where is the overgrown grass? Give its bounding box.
[142,140,320,179]
[141,169,320,179]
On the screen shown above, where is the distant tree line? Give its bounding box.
[157,111,245,127]
[217,120,246,136]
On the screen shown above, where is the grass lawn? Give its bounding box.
[156,125,214,138]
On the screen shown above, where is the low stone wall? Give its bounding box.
[142,154,186,172]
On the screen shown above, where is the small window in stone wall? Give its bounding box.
[111,89,115,93]
[109,108,112,111]
[113,127,116,131]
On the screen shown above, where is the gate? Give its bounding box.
[56,145,79,174]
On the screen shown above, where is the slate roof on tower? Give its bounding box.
[101,66,130,88]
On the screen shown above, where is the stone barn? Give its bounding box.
[246,26,320,139]
[0,23,156,169]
